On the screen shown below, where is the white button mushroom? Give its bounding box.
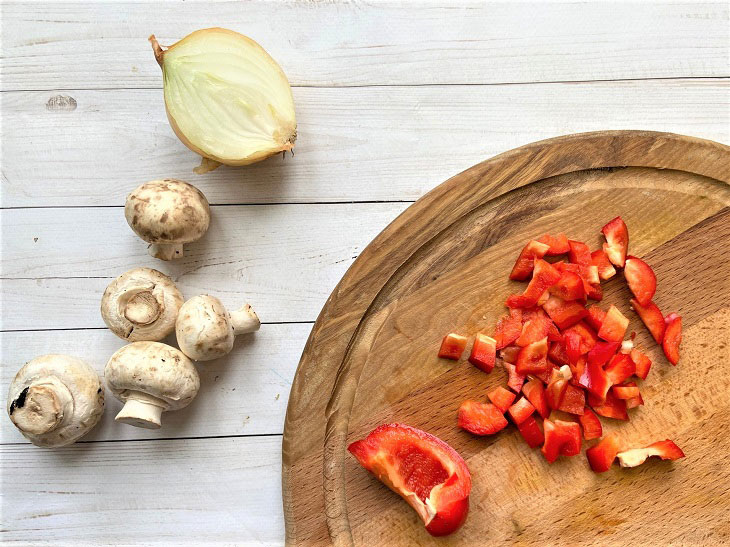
[175,295,260,361]
[101,267,184,342]
[125,179,210,260]
[105,341,199,429]
[7,355,104,447]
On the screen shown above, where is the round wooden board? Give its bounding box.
[282,131,730,546]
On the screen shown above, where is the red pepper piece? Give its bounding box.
[568,239,593,270]
[587,340,621,368]
[545,370,568,410]
[537,233,570,256]
[605,353,636,385]
[348,423,472,537]
[617,439,685,468]
[558,384,586,415]
[585,305,606,331]
[563,321,598,355]
[487,386,516,413]
[542,419,582,462]
[532,360,557,384]
[612,383,640,399]
[509,240,551,281]
[493,308,522,349]
[522,378,550,419]
[548,270,586,302]
[564,330,583,364]
[586,432,621,473]
[458,401,509,436]
[584,281,603,302]
[507,397,534,425]
[579,359,612,402]
[542,295,588,330]
[506,259,561,309]
[662,313,682,365]
[624,256,657,306]
[503,362,526,393]
[568,357,586,387]
[631,298,666,344]
[548,340,569,365]
[590,249,616,280]
[601,216,628,268]
[517,415,545,448]
[597,305,630,342]
[630,348,652,379]
[589,390,629,420]
[438,333,467,360]
[468,333,496,373]
[578,407,603,440]
[515,308,554,346]
[499,345,520,364]
[515,337,549,375]
[625,392,644,409]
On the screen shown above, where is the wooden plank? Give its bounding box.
[1,80,728,207]
[0,324,307,443]
[2,2,728,91]
[0,436,284,545]
[0,203,408,329]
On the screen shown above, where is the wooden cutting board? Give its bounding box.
[282,131,730,546]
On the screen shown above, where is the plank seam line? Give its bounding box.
[0,321,315,333]
[0,432,284,447]
[0,200,417,211]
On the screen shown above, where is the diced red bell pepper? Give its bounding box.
[506,259,561,309]
[587,340,621,368]
[563,321,598,355]
[348,423,471,537]
[468,333,496,373]
[586,432,621,473]
[458,401,509,436]
[522,378,550,419]
[663,313,682,366]
[578,407,603,440]
[630,348,652,379]
[631,298,665,344]
[548,341,569,365]
[493,308,522,349]
[589,389,629,421]
[517,415,545,448]
[617,439,685,468]
[558,384,585,415]
[509,240,551,281]
[515,337,549,375]
[597,305,629,342]
[508,397,535,425]
[568,239,593,270]
[585,305,606,332]
[438,333,467,360]
[545,370,568,411]
[537,290,550,306]
[564,330,583,364]
[625,392,644,409]
[515,308,553,346]
[568,240,602,290]
[579,359,612,402]
[590,249,616,280]
[531,363,556,384]
[568,357,586,387]
[624,256,657,306]
[584,280,603,302]
[601,216,628,268]
[542,295,588,330]
[612,383,640,399]
[538,233,570,256]
[541,419,581,463]
[605,353,636,385]
[487,386,516,413]
[499,345,520,364]
[503,362,526,393]
[548,270,586,302]
[547,321,563,343]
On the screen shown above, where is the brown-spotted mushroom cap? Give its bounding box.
[105,341,199,429]
[101,267,184,342]
[7,355,104,447]
[125,179,210,260]
[175,295,260,361]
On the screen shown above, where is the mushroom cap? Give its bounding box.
[7,355,104,448]
[105,342,199,411]
[125,179,210,245]
[176,295,234,361]
[101,267,184,342]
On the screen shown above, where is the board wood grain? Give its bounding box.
[282,131,730,545]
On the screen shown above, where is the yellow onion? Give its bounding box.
[149,28,297,173]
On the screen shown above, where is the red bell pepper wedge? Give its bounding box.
[587,340,621,368]
[508,396,535,425]
[564,330,583,364]
[578,407,603,440]
[458,401,509,436]
[590,249,616,280]
[517,415,545,448]
[579,359,612,402]
[597,305,630,342]
[601,216,628,268]
[545,370,568,411]
[558,384,586,415]
[568,239,593,271]
[624,256,657,306]
[348,423,471,537]
[585,305,606,332]
[625,392,644,409]
[662,313,682,365]
[548,270,586,301]
[509,240,551,281]
[503,362,526,393]
[515,337,550,375]
[506,259,561,309]
[487,386,516,413]
[538,233,570,256]
[438,333,467,360]
[515,308,553,346]
[586,432,621,473]
[468,333,496,373]
[541,419,582,462]
[493,308,523,349]
[612,383,640,399]
[631,298,665,344]
[584,280,603,302]
[522,378,550,419]
[630,348,652,379]
[568,357,586,388]
[499,345,520,364]
[605,353,636,385]
[548,341,569,365]
[589,389,629,420]
[542,295,588,330]
[563,321,598,355]
[616,439,685,467]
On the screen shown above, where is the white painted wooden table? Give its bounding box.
[1,1,728,545]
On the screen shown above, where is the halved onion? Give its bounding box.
[150,28,297,173]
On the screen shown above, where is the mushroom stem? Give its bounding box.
[148,242,184,260]
[9,378,73,436]
[114,390,166,429]
[230,304,261,335]
[123,289,162,326]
